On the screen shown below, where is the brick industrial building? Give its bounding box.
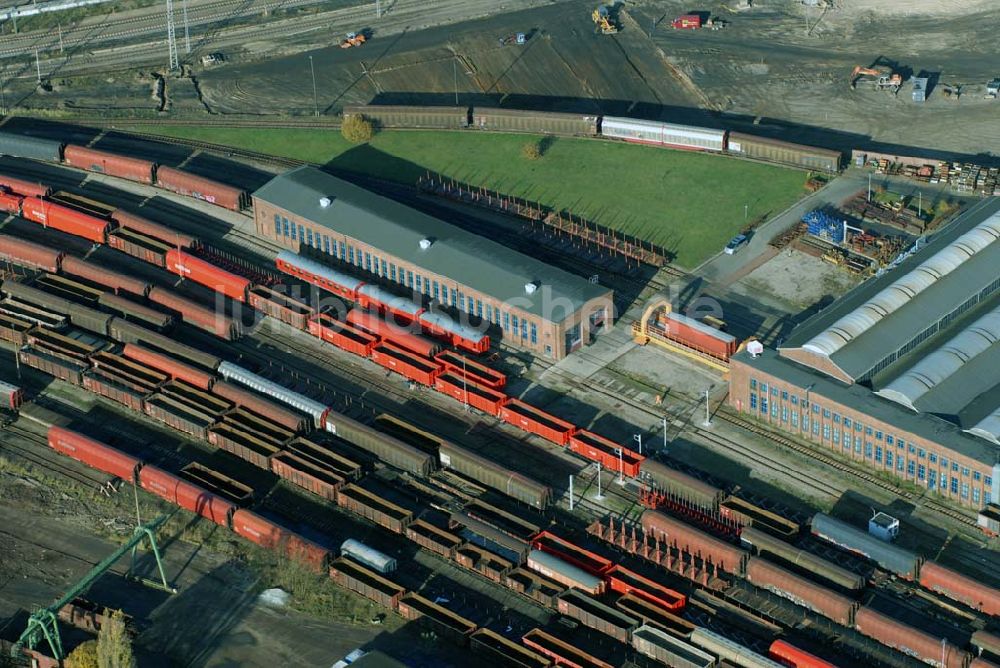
[252,166,614,360]
[730,198,1000,508]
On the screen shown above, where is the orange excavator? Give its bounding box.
[850,65,902,93]
[340,31,367,49]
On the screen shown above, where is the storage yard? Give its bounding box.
[0,1,999,664]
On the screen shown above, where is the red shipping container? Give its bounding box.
[122,343,214,390]
[769,640,837,668]
[0,191,22,213]
[0,234,63,271]
[347,309,440,357]
[568,430,644,477]
[0,174,51,197]
[434,373,506,415]
[919,561,1000,616]
[21,197,109,243]
[531,531,613,576]
[139,465,234,525]
[230,509,328,572]
[308,313,378,357]
[854,607,968,668]
[47,426,140,481]
[671,14,701,29]
[500,399,576,445]
[605,565,686,612]
[61,255,151,296]
[155,166,245,211]
[113,209,197,249]
[63,144,154,183]
[211,380,308,432]
[370,342,443,386]
[165,249,250,302]
[434,350,505,389]
[147,286,238,340]
[640,510,747,575]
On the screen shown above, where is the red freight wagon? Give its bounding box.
[139,465,235,525]
[768,640,837,668]
[155,166,246,211]
[47,426,140,481]
[434,373,507,415]
[500,399,576,446]
[531,531,613,576]
[308,313,379,357]
[853,607,968,668]
[660,311,737,360]
[61,256,151,296]
[113,209,197,249]
[521,628,614,668]
[370,342,443,386]
[919,561,1000,616]
[745,557,856,626]
[165,249,250,302]
[0,234,63,272]
[568,430,644,477]
[122,343,215,390]
[604,565,686,612]
[147,286,240,340]
[270,451,344,502]
[346,309,441,357]
[21,197,110,243]
[230,508,328,572]
[434,350,506,389]
[63,145,154,183]
[0,174,51,198]
[0,191,22,213]
[0,379,23,409]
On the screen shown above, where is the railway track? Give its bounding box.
[0,423,113,489]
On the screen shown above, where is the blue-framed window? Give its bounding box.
[390,265,397,281]
[459,294,466,311]
[323,235,331,254]
[771,387,779,397]
[503,312,510,331]
[290,223,298,240]
[282,219,291,237]
[433,281,440,300]
[865,426,873,436]
[973,488,980,503]
[865,442,873,458]
[929,453,937,463]
[875,446,883,462]
[813,403,820,414]
[381,259,387,276]
[791,396,798,406]
[781,407,788,422]
[407,271,414,288]
[896,457,904,472]
[521,320,528,339]
[886,435,894,445]
[875,430,883,441]
[760,383,768,395]
[273,213,280,234]
[962,467,970,477]
[512,315,519,333]
[348,246,355,263]
[415,275,422,292]
[364,253,371,271]
[886,451,894,468]
[928,470,937,489]
[823,408,831,418]
[986,492,993,505]
[802,416,809,430]
[823,425,831,439]
[530,323,537,344]
[441,286,449,303]
[961,483,969,499]
[854,437,861,453]
[781,391,788,400]
[749,394,758,410]
[761,397,768,414]
[338,241,346,259]
[791,412,798,427]
[298,225,305,241]
[750,379,757,390]
[485,304,492,321]
[476,300,483,317]
[984,475,991,486]
[918,465,925,481]
[451,290,458,308]
[306,229,313,246]
[812,422,819,435]
[832,431,840,444]
[855,422,862,431]
[952,462,960,472]
[843,418,852,428]
[974,471,982,481]
[833,413,841,424]
[771,403,778,418]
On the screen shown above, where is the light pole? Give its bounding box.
[702,389,712,427]
[662,415,668,451]
[615,448,624,484]
[453,56,458,105]
[633,433,642,456]
[182,0,190,53]
[867,172,872,202]
[594,462,604,500]
[308,55,318,117]
[744,203,748,221]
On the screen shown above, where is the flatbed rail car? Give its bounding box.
[719,495,800,540]
[521,628,612,668]
[343,105,470,129]
[470,628,552,668]
[396,593,477,646]
[439,441,552,509]
[531,531,612,576]
[500,399,577,446]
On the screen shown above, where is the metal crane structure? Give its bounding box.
[11,514,176,662]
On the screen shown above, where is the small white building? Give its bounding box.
[869,512,900,542]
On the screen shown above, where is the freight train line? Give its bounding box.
[0,422,113,489]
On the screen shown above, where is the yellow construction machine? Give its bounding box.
[592,5,619,34]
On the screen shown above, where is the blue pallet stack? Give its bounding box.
[802,210,845,243]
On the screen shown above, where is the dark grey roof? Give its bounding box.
[253,166,612,322]
[781,197,1000,381]
[733,347,1000,466]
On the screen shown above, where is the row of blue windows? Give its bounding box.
[275,214,541,344]
[749,376,993,504]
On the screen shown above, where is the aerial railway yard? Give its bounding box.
[0,122,998,668]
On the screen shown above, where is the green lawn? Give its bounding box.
[131,126,808,268]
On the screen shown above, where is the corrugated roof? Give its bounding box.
[733,347,1000,465]
[781,198,1000,381]
[253,166,612,322]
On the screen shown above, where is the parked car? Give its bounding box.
[724,233,749,255]
[201,53,225,66]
